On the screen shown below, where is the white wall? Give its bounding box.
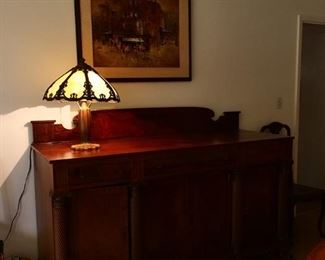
[1,0,325,258]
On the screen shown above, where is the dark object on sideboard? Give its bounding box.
[32,107,292,260]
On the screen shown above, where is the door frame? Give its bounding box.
[293,15,325,182]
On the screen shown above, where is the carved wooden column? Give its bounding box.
[52,196,70,260]
[129,184,141,260]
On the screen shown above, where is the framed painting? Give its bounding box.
[74,0,191,82]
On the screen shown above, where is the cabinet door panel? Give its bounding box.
[139,171,233,260]
[139,176,189,260]
[68,186,129,260]
[189,171,232,259]
[238,165,279,257]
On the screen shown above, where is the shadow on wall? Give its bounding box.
[0,104,110,259]
[0,148,38,260]
[0,223,37,260]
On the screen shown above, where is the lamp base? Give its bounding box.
[71,143,100,151]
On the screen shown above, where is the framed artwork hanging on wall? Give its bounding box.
[75,0,191,82]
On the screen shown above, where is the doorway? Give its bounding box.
[296,17,325,189]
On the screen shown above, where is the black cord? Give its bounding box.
[3,146,33,243]
[0,239,3,256]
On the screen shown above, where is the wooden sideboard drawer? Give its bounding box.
[238,139,292,166]
[68,161,132,187]
[144,149,231,178]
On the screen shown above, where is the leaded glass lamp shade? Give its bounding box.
[43,59,120,150]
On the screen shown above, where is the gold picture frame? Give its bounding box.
[74,0,191,82]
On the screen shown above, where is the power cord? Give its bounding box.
[0,147,33,258]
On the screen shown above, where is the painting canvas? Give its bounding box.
[75,0,191,81]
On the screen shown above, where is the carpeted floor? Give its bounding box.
[248,200,325,260]
[292,201,325,260]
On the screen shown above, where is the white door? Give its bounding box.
[298,21,325,188]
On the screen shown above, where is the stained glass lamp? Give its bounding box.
[43,58,120,150]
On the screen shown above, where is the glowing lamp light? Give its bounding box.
[43,58,120,150]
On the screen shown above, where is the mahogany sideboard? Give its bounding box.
[31,107,293,260]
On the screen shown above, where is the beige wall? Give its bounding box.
[1,0,325,258]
